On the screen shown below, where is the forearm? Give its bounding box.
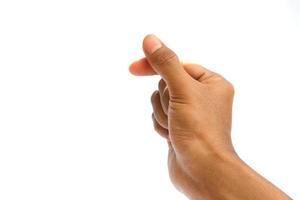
[198,153,291,200]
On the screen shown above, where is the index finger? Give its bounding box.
[129,57,214,81]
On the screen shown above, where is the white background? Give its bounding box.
[0,0,299,199]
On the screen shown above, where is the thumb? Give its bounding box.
[143,34,190,92]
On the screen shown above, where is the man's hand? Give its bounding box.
[129,34,291,200]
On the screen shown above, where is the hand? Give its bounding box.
[130,34,235,198]
[129,34,291,200]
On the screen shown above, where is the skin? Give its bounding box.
[129,34,292,200]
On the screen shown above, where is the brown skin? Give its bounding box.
[129,34,291,200]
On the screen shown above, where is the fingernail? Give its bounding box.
[144,34,162,54]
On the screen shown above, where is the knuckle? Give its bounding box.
[151,91,159,103]
[158,79,166,90]
[219,81,235,98]
[152,118,160,132]
[154,123,160,133]
[226,82,235,95]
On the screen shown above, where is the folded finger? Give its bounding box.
[158,79,169,114]
[152,113,169,139]
[151,90,168,129]
[129,57,215,82]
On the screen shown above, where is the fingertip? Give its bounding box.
[128,62,138,75]
[128,58,157,76]
[128,59,143,75]
[143,34,163,55]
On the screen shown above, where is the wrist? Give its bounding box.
[191,151,291,200]
[179,143,242,200]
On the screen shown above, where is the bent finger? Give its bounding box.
[158,79,169,114]
[152,113,169,139]
[151,90,168,129]
[129,58,214,82]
